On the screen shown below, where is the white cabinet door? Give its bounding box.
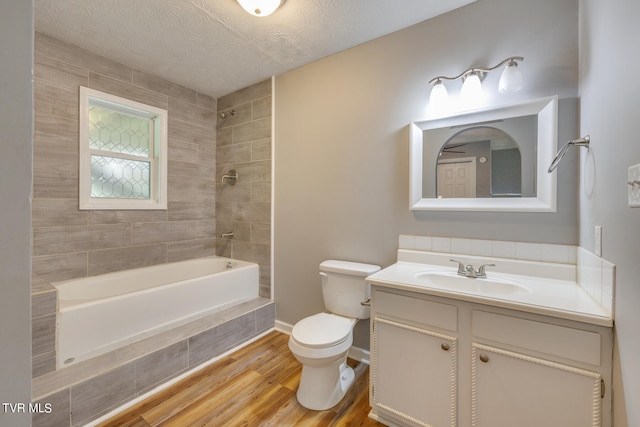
[372,318,457,427]
[471,343,602,427]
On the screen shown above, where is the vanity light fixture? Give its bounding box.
[237,0,283,17]
[428,56,524,105]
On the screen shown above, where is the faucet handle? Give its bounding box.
[478,263,496,276]
[450,259,466,275]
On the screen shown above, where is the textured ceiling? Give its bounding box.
[34,0,476,98]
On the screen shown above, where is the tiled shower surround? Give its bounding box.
[215,80,272,298]
[31,29,273,402]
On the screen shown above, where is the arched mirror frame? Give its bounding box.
[409,96,558,212]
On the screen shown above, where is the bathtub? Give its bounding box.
[53,256,259,368]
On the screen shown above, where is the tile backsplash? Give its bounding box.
[578,247,616,316]
[399,235,615,316]
[399,235,577,264]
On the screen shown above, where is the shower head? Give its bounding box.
[218,110,235,119]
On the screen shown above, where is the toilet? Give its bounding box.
[288,260,381,410]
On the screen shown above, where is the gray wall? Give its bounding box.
[0,1,33,426]
[274,0,579,347]
[579,1,640,425]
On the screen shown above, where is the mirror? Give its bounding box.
[410,96,558,212]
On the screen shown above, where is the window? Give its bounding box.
[79,87,167,210]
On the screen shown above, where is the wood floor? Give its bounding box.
[97,331,386,426]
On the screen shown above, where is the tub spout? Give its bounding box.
[220,232,234,239]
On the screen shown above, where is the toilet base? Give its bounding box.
[296,359,355,410]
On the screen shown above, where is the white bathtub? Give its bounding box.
[53,256,259,368]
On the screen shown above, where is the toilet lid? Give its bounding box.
[291,313,353,349]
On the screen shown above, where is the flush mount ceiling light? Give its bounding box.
[237,0,283,17]
[428,56,524,106]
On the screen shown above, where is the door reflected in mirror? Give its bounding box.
[436,125,530,199]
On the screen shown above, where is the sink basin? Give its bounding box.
[414,271,531,296]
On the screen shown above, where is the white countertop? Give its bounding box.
[367,261,613,327]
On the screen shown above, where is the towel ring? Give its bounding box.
[547,135,590,173]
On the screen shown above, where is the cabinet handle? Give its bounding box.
[441,343,450,351]
[479,354,489,363]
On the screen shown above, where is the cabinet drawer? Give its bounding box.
[472,311,601,365]
[374,289,457,332]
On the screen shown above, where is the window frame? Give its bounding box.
[79,87,168,210]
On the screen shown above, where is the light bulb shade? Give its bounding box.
[498,62,523,93]
[238,0,282,16]
[461,73,482,100]
[429,80,449,106]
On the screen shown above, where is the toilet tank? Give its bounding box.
[319,260,381,319]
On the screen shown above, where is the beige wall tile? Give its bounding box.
[251,223,271,245]
[169,98,215,129]
[34,80,78,120]
[252,95,272,120]
[32,351,56,380]
[33,133,79,175]
[196,92,216,110]
[32,314,55,356]
[132,221,197,246]
[88,210,168,225]
[135,341,188,393]
[168,117,213,145]
[217,79,271,110]
[232,241,270,267]
[233,201,271,223]
[197,220,216,239]
[33,169,78,199]
[32,388,70,427]
[70,363,137,425]
[217,182,252,203]
[235,160,271,183]
[89,72,168,110]
[32,253,88,292]
[169,159,215,178]
[197,143,217,165]
[251,182,272,203]
[33,224,131,256]
[168,138,199,162]
[168,197,215,221]
[232,117,271,144]
[34,53,88,89]
[32,199,87,228]
[35,32,132,83]
[217,141,252,165]
[32,290,57,318]
[251,138,271,161]
[216,126,233,147]
[216,102,252,129]
[133,69,197,104]
[88,244,167,276]
[167,239,215,263]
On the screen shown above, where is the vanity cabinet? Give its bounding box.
[369,286,612,427]
[370,289,458,427]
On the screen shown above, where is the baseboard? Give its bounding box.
[275,319,292,334]
[275,319,370,365]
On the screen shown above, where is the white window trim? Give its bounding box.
[79,87,168,210]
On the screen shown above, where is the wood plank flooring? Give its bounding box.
[97,331,386,426]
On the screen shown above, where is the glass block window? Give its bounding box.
[79,87,167,210]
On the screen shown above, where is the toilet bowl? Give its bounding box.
[288,260,380,410]
[289,313,357,410]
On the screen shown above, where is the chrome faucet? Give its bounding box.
[450,259,495,279]
[220,232,234,239]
